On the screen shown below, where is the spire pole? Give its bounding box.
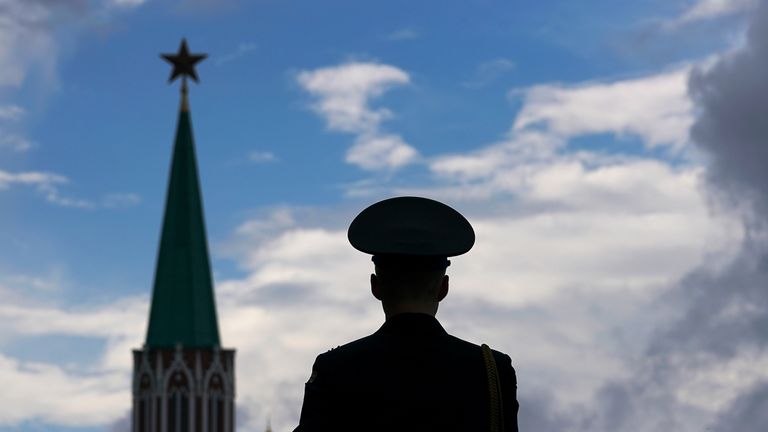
[181,76,189,112]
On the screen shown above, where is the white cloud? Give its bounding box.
[0,353,128,427]
[430,130,560,185]
[297,62,409,133]
[0,0,59,88]
[0,170,140,209]
[425,141,743,304]
[463,58,516,88]
[297,62,418,170]
[0,170,67,191]
[512,67,693,150]
[0,294,145,427]
[346,133,417,171]
[676,0,757,25]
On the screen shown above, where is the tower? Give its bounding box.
[132,39,235,432]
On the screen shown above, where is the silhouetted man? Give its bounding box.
[295,196,519,432]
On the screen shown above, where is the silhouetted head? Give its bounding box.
[348,196,474,318]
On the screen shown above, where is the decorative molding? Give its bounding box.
[132,347,236,432]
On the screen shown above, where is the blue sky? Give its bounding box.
[1,0,766,431]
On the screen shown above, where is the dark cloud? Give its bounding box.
[517,393,572,432]
[681,0,768,360]
[649,243,768,358]
[690,0,768,218]
[711,381,768,432]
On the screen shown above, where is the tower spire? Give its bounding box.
[133,39,235,432]
[146,39,218,348]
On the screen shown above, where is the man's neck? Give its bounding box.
[383,302,438,320]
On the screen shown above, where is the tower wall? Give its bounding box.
[132,346,235,432]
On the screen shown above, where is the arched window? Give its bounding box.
[167,370,190,432]
[207,373,225,432]
[138,374,153,432]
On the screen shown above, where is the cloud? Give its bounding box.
[511,67,693,151]
[462,58,516,88]
[0,0,152,88]
[297,62,418,170]
[710,381,768,431]
[0,131,33,152]
[556,4,768,431]
[0,1,145,154]
[346,133,416,170]
[0,353,129,427]
[0,0,144,95]
[0,170,94,208]
[0,170,67,191]
[215,164,741,431]
[0,294,146,427]
[109,0,146,7]
[0,143,745,430]
[0,0,60,88]
[0,105,24,121]
[204,70,746,425]
[0,271,64,294]
[384,43,767,431]
[0,104,33,152]
[675,0,757,25]
[2,159,726,429]
[215,42,257,66]
[297,62,409,132]
[0,169,140,208]
[385,28,420,41]
[249,150,278,163]
[689,1,768,217]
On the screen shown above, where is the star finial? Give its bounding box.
[161,38,207,84]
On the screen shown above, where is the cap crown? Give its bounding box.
[348,196,475,257]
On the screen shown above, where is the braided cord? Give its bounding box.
[482,344,504,432]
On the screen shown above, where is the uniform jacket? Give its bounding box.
[295,313,519,431]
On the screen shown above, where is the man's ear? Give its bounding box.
[371,273,383,301]
[437,275,449,302]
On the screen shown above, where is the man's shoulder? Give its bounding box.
[315,333,381,363]
[317,331,513,367]
[444,334,513,367]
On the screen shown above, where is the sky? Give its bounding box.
[0,0,766,430]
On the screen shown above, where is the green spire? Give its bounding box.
[146,41,219,348]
